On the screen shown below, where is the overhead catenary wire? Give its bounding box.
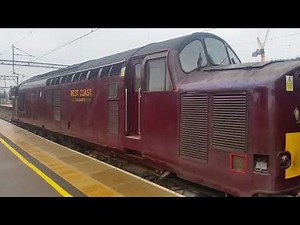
[12,28,300,78]
[232,30,300,47]
[13,45,34,57]
[32,28,100,62]
[0,30,34,56]
[12,28,100,75]
[14,30,34,46]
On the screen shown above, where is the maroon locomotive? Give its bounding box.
[11,32,300,196]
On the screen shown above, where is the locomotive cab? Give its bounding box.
[166,34,300,196]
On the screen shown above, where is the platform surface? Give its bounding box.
[0,119,182,197]
[0,143,60,197]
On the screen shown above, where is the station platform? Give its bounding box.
[0,119,182,197]
[0,140,62,196]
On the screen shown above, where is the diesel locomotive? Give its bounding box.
[11,32,300,196]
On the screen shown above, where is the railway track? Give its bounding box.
[0,106,13,122]
[0,106,225,197]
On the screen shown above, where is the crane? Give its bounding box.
[252,29,270,62]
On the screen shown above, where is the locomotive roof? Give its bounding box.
[20,32,219,86]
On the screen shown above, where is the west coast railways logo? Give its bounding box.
[70,88,93,102]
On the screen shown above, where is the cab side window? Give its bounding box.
[145,57,171,92]
[135,63,142,91]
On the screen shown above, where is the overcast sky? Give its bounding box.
[1,28,300,87]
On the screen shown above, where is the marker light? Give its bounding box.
[230,153,247,173]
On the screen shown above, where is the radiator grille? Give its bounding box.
[212,92,247,152]
[53,90,61,107]
[108,100,119,134]
[53,90,61,121]
[54,107,61,121]
[180,94,209,161]
[46,91,52,104]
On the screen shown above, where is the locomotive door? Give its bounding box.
[125,58,143,136]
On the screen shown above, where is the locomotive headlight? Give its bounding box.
[294,107,300,124]
[277,151,292,169]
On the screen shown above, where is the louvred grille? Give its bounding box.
[180,94,209,161]
[212,92,247,152]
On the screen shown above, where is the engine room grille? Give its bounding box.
[180,93,209,161]
[53,90,61,121]
[212,92,247,152]
[46,91,52,104]
[54,107,61,121]
[53,90,61,107]
[108,100,119,134]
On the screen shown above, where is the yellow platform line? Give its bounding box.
[0,138,72,197]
